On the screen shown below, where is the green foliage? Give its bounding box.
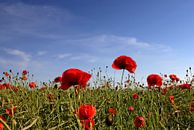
[0,86,193,130]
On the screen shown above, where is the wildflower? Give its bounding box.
[29,82,36,89]
[112,55,137,73]
[77,104,96,120]
[128,106,134,112]
[0,123,3,130]
[108,108,117,115]
[106,114,114,126]
[162,87,168,95]
[147,74,162,88]
[190,102,194,112]
[169,74,179,82]
[178,83,191,90]
[132,93,139,99]
[169,95,174,104]
[134,116,145,128]
[54,76,62,83]
[60,68,91,90]
[22,70,28,75]
[6,106,17,117]
[4,72,9,77]
[0,115,6,122]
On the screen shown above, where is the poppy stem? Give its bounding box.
[121,69,125,86]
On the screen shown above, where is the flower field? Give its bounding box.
[0,55,193,130]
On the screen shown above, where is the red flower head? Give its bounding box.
[108,108,117,115]
[132,93,139,99]
[178,83,191,90]
[134,116,145,128]
[0,123,4,130]
[112,55,137,73]
[169,95,174,104]
[0,115,6,122]
[4,72,9,77]
[54,76,62,83]
[162,87,168,95]
[22,70,28,75]
[60,68,91,90]
[80,119,95,130]
[128,106,134,112]
[147,74,162,88]
[77,104,96,120]
[190,102,194,112]
[0,84,5,90]
[29,82,37,89]
[6,107,17,117]
[169,74,179,82]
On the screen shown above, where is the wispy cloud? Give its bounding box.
[37,51,47,56]
[4,48,31,62]
[56,53,72,59]
[70,54,98,63]
[65,34,172,53]
[0,48,31,68]
[0,2,75,40]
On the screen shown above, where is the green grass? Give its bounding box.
[0,84,193,130]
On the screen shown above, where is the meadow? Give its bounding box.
[0,55,193,130]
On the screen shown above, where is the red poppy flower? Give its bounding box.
[0,123,4,130]
[112,55,137,73]
[80,119,95,130]
[169,95,174,104]
[77,104,96,120]
[134,116,145,128]
[1,83,14,90]
[169,74,179,82]
[132,93,139,99]
[60,68,91,90]
[128,106,134,112]
[6,107,17,117]
[4,72,9,77]
[54,76,62,83]
[178,83,191,90]
[29,82,36,89]
[0,115,6,122]
[161,87,168,95]
[108,108,117,115]
[147,74,162,88]
[22,70,28,75]
[190,102,194,112]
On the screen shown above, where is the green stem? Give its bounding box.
[120,69,125,86]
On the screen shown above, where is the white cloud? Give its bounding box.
[37,51,47,56]
[70,54,98,63]
[0,3,75,40]
[56,53,72,59]
[4,48,31,62]
[65,34,172,53]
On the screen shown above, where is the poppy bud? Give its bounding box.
[106,114,114,126]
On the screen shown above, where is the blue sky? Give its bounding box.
[0,0,194,82]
